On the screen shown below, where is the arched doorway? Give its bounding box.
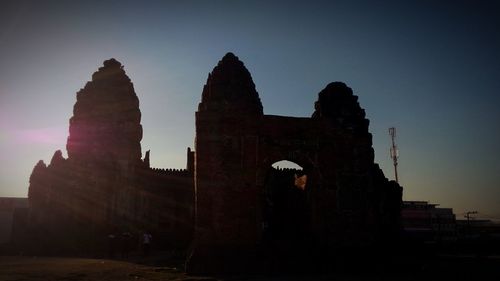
[262,160,310,254]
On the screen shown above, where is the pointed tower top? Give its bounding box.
[312,81,368,134]
[221,52,238,62]
[67,59,143,165]
[49,150,65,166]
[198,53,263,115]
[90,58,127,82]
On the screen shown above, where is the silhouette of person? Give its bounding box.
[142,231,152,256]
[107,232,117,258]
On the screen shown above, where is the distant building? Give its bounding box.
[0,197,28,244]
[456,219,500,238]
[455,219,500,255]
[401,201,456,242]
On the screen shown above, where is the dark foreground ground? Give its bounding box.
[1,252,500,281]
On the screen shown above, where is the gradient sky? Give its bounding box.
[1,0,499,220]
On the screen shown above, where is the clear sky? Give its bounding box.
[1,0,499,220]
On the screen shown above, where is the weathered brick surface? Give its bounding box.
[188,53,402,273]
[24,60,193,254]
[21,54,400,272]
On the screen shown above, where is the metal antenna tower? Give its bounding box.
[389,127,399,183]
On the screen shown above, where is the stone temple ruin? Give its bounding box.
[20,53,402,272]
[23,59,194,253]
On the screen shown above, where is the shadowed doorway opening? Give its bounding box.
[262,160,310,258]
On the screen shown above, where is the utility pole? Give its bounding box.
[465,211,478,235]
[389,127,399,183]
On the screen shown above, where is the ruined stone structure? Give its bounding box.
[25,59,194,253]
[24,53,401,270]
[187,53,402,272]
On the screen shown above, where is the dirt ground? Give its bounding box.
[0,255,386,281]
[2,254,500,281]
[0,256,192,281]
[0,256,328,281]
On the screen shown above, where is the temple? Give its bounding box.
[22,59,194,253]
[20,53,402,272]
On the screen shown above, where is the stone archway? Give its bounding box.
[261,160,310,253]
[187,53,402,273]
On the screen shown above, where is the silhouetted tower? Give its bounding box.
[389,127,399,183]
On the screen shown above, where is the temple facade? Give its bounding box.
[24,59,194,254]
[188,53,402,272]
[23,53,401,271]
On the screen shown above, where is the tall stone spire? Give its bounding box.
[66,58,143,167]
[198,52,263,115]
